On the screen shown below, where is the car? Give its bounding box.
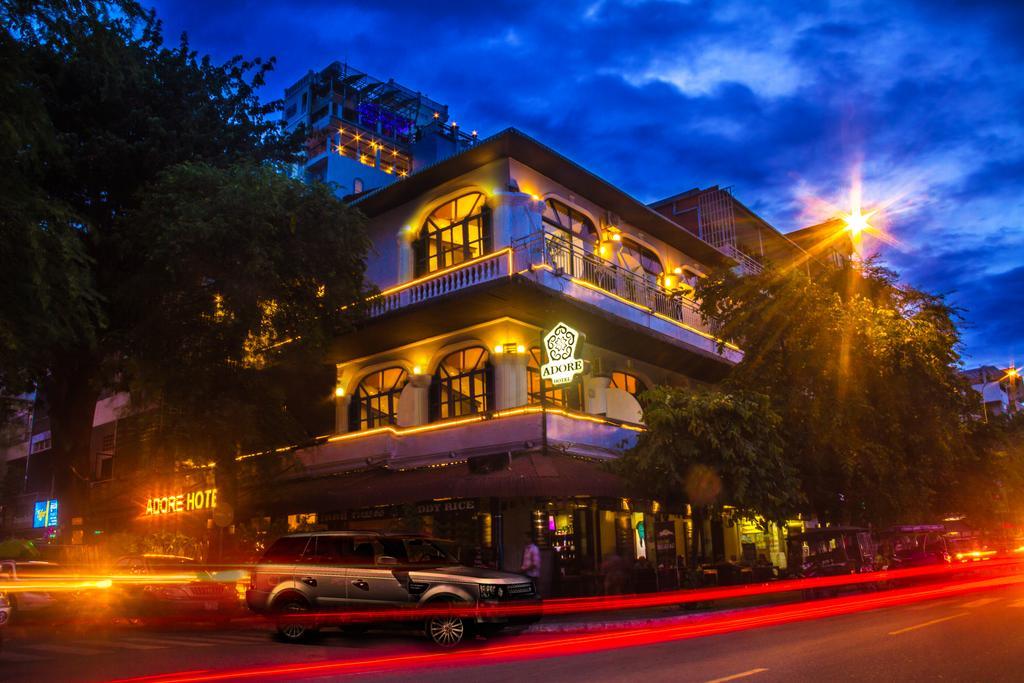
[0,560,64,622]
[246,532,541,647]
[0,591,10,653]
[112,554,245,626]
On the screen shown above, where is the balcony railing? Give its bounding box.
[365,232,719,339]
[513,231,712,334]
[367,250,512,316]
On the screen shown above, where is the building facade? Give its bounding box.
[1,64,833,593]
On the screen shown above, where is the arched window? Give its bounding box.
[528,348,583,409]
[431,347,493,420]
[542,198,598,276]
[353,178,364,194]
[348,367,408,431]
[610,371,647,398]
[618,237,663,285]
[415,192,491,276]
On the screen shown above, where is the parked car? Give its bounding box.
[0,591,10,653]
[112,554,244,626]
[0,560,64,621]
[786,527,877,579]
[246,532,541,647]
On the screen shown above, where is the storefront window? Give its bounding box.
[349,367,408,431]
[431,347,493,420]
[610,371,646,398]
[415,192,490,276]
[527,347,583,409]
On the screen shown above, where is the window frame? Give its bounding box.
[415,192,491,276]
[349,367,409,431]
[527,347,583,409]
[430,347,493,420]
[610,371,647,398]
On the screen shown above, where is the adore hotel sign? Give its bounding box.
[144,488,217,516]
[541,322,584,386]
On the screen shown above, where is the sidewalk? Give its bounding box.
[524,590,803,633]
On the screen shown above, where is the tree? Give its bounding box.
[0,1,365,524]
[118,162,370,514]
[616,386,804,562]
[697,259,975,526]
[949,413,1024,530]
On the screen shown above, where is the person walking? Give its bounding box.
[520,531,542,595]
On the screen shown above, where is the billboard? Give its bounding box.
[33,499,58,529]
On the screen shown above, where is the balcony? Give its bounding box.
[290,407,641,477]
[512,232,712,335]
[362,231,740,366]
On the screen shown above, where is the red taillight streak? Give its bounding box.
[280,558,1024,624]
[107,572,1024,683]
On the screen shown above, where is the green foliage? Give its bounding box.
[951,413,1024,526]
[0,1,366,517]
[616,386,803,524]
[104,531,205,560]
[117,162,370,467]
[696,259,975,525]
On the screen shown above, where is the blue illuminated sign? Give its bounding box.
[32,499,58,528]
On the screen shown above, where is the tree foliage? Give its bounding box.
[119,162,370,489]
[0,1,365,516]
[696,259,975,525]
[616,386,804,526]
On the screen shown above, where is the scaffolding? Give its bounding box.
[697,186,736,251]
[309,62,447,144]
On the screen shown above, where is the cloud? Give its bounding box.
[146,0,1023,364]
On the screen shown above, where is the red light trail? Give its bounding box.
[106,569,1024,683]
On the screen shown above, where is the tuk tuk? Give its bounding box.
[786,527,877,578]
[875,524,951,569]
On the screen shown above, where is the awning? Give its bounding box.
[241,452,635,517]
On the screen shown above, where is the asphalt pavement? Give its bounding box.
[3,580,1024,682]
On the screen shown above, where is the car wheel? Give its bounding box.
[274,597,318,643]
[426,613,468,647]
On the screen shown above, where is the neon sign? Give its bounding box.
[540,322,584,386]
[144,488,217,516]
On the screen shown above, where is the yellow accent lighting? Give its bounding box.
[335,386,345,397]
[412,365,423,375]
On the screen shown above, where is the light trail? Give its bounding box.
[106,571,1024,683]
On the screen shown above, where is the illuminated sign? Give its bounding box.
[540,322,584,385]
[144,488,217,516]
[33,499,58,528]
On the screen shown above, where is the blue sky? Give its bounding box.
[150,0,1022,367]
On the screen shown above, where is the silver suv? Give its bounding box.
[246,532,540,646]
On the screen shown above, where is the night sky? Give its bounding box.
[149,0,1022,367]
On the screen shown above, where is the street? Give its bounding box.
[4,579,1024,682]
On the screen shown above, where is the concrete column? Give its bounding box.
[397,228,415,282]
[396,372,432,427]
[493,351,529,410]
[489,190,545,248]
[335,395,351,434]
[584,375,612,415]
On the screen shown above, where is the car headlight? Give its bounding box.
[479,584,505,599]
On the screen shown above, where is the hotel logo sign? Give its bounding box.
[144,488,218,516]
[541,322,584,386]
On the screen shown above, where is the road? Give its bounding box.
[3,579,1024,682]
